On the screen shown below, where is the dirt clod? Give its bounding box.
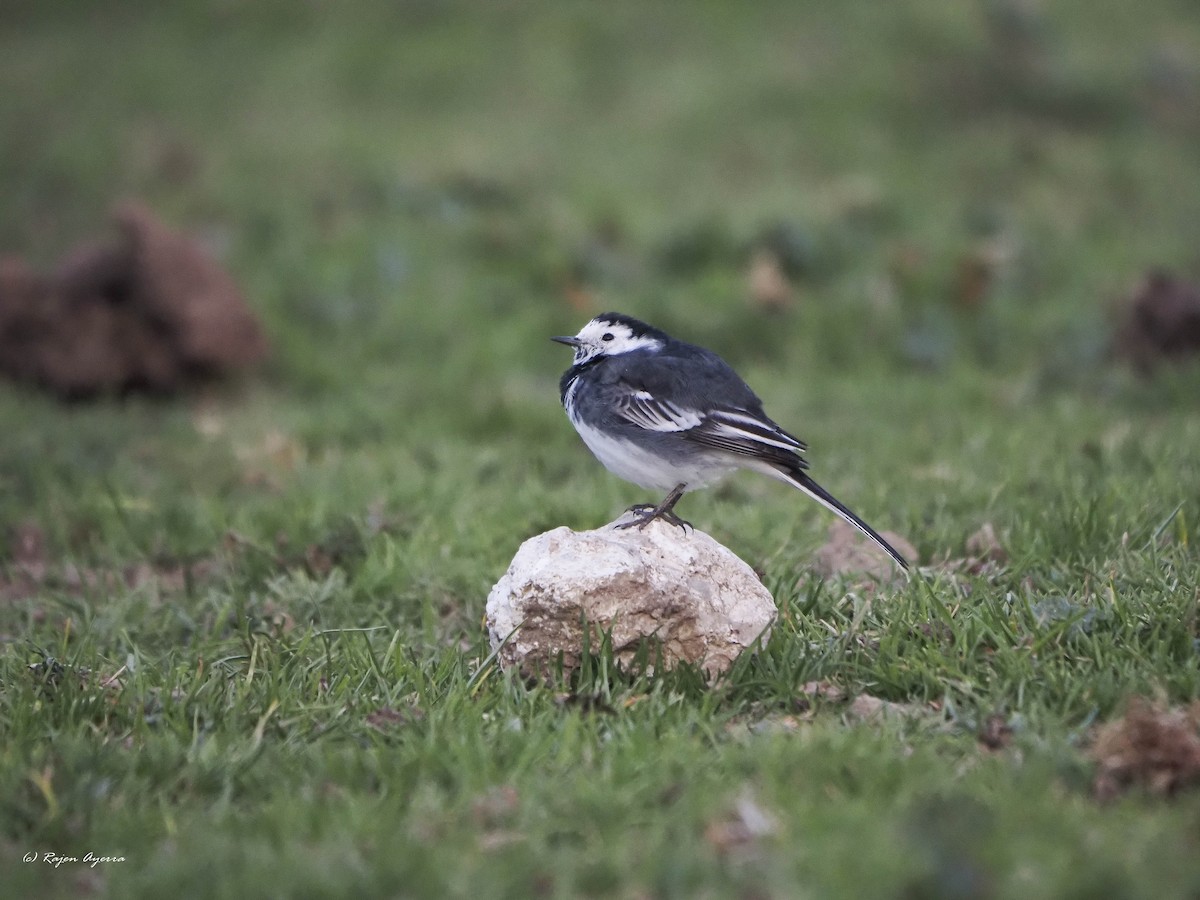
[1114,270,1200,371]
[1091,697,1200,801]
[978,714,1013,750]
[965,523,1007,564]
[845,693,928,722]
[704,790,777,858]
[813,520,916,584]
[0,203,268,397]
[746,249,794,312]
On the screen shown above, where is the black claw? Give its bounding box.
[617,485,693,533]
[616,508,693,532]
[658,511,694,533]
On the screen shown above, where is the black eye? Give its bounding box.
[602,333,614,342]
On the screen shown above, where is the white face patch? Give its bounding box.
[569,319,663,366]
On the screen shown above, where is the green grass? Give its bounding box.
[3,1,1200,896]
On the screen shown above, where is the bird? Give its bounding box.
[553,312,909,571]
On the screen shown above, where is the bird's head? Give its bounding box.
[552,313,667,366]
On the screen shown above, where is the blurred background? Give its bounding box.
[1,0,1199,563]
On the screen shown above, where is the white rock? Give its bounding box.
[485,513,776,677]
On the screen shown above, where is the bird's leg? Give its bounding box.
[618,483,692,532]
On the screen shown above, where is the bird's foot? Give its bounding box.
[617,502,693,533]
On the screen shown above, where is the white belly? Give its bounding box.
[572,418,736,492]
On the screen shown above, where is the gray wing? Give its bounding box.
[605,347,808,468]
[682,407,808,469]
[614,390,703,431]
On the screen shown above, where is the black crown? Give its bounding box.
[595,312,669,341]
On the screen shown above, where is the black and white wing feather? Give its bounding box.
[614,390,703,432]
[612,386,807,470]
[684,408,808,469]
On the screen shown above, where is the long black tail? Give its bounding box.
[783,470,909,572]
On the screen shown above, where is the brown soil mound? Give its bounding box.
[1114,270,1200,372]
[0,203,268,397]
[1091,697,1200,801]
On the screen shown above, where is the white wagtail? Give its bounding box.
[553,312,909,571]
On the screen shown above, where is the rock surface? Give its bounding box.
[485,514,777,677]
